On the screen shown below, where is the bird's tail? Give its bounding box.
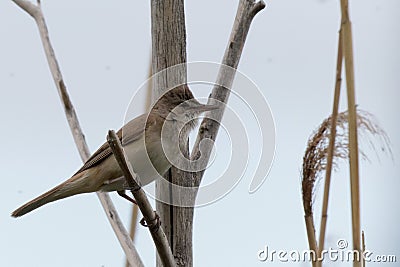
[11,171,90,217]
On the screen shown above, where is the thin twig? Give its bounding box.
[318,29,344,264]
[11,1,144,266]
[107,130,177,267]
[340,1,362,266]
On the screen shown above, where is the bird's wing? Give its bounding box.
[74,114,147,175]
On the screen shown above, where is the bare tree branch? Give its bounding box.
[11,1,144,266]
[150,1,189,266]
[191,0,266,187]
[14,0,90,160]
[107,130,177,267]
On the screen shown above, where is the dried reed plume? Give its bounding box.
[301,109,391,266]
[302,109,391,214]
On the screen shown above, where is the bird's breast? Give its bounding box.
[123,135,172,186]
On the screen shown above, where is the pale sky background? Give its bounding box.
[1,0,399,266]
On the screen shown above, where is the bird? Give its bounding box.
[12,84,217,217]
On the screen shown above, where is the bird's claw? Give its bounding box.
[140,211,161,233]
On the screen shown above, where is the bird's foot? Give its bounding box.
[140,211,161,233]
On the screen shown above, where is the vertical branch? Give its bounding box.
[340,1,362,266]
[11,1,143,266]
[150,0,187,97]
[318,30,343,258]
[150,0,189,266]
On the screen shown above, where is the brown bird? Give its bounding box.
[12,85,217,217]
